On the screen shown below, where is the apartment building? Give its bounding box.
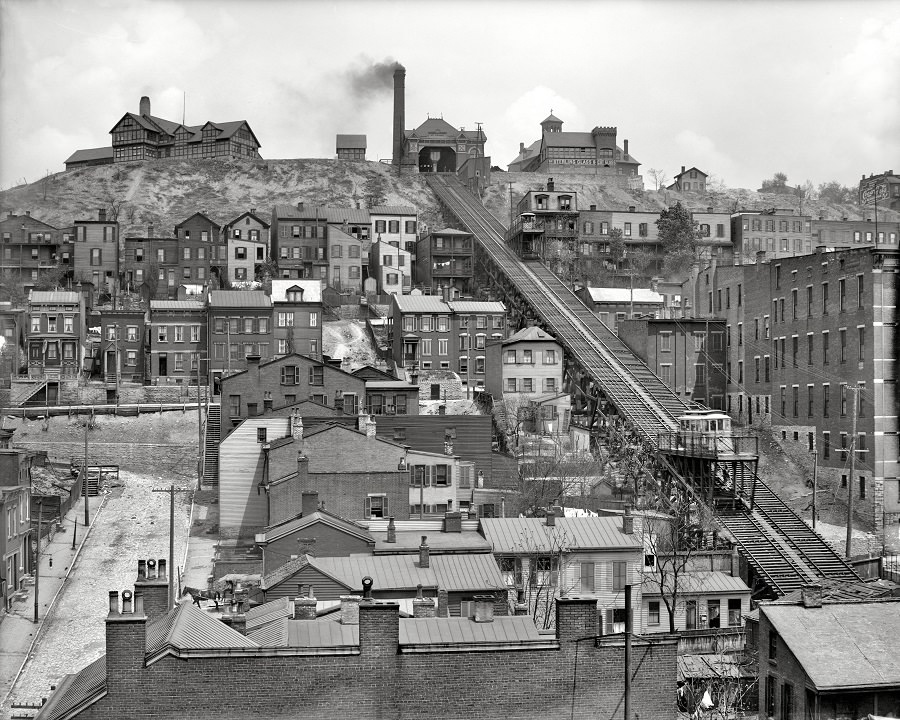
[416,229,474,296]
[223,210,270,285]
[731,210,812,265]
[98,308,147,386]
[369,206,418,257]
[0,212,66,287]
[207,290,272,391]
[270,279,322,359]
[173,212,225,286]
[147,300,207,385]
[26,290,84,379]
[73,209,118,295]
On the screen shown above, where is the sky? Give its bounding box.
[1,0,898,192]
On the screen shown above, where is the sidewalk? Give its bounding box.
[0,495,102,704]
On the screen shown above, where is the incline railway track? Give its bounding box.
[427,175,690,446]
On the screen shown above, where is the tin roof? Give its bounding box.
[448,300,506,313]
[270,279,322,304]
[502,326,557,345]
[272,204,371,224]
[29,291,80,304]
[393,295,450,313]
[150,300,205,311]
[336,134,367,149]
[33,656,106,720]
[208,290,272,308]
[431,553,506,592]
[64,146,114,164]
[584,287,664,304]
[257,510,373,545]
[369,205,417,216]
[372,530,491,554]
[642,571,750,596]
[480,517,642,553]
[762,599,900,690]
[146,602,258,655]
[400,616,547,646]
[246,596,293,630]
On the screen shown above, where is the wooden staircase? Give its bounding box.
[202,403,221,486]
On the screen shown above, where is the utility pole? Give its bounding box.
[624,583,632,720]
[33,499,43,623]
[812,443,818,530]
[508,182,514,228]
[151,483,182,608]
[82,416,90,527]
[845,385,859,558]
[196,356,203,488]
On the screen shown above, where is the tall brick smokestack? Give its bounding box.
[392,65,406,166]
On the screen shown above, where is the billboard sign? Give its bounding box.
[859,177,889,206]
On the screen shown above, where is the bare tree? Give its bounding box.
[707,174,727,193]
[647,168,669,191]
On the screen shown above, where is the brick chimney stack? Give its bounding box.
[556,597,599,647]
[801,583,823,608]
[294,585,317,620]
[392,65,406,167]
[437,588,449,618]
[623,507,634,535]
[105,589,147,692]
[514,589,528,616]
[291,409,303,441]
[139,95,150,117]
[340,595,361,625]
[365,415,377,439]
[418,536,430,568]
[545,508,555,527]
[134,558,169,620]
[412,584,436,618]
[473,595,495,623]
[301,491,318,517]
[386,516,396,543]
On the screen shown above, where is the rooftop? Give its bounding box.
[642,571,750,596]
[336,134,367,149]
[584,287,664,304]
[503,326,558,345]
[480,516,642,554]
[270,279,322,304]
[208,290,272,308]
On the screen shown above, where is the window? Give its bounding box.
[281,365,299,385]
[90,248,102,266]
[228,394,240,417]
[685,600,697,630]
[544,377,557,392]
[858,326,865,362]
[125,350,137,366]
[612,561,627,592]
[765,677,776,719]
[277,312,294,327]
[648,601,660,625]
[506,378,517,392]
[365,494,388,519]
[308,366,323,385]
[781,682,794,720]
[438,338,448,356]
[579,562,595,592]
[727,599,741,627]
[707,599,720,629]
[158,326,168,342]
[840,328,847,362]
[822,282,829,314]
[659,333,672,352]
[768,629,778,663]
[792,386,799,417]
[807,384,814,417]
[174,325,184,342]
[544,349,557,364]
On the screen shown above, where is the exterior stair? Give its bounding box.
[202,403,221,486]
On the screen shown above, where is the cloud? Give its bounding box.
[497,86,583,166]
[671,130,740,188]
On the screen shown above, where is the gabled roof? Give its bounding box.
[270,279,322,304]
[351,364,397,380]
[64,146,114,164]
[256,510,374,546]
[272,205,371,224]
[150,300,205,311]
[502,326,558,345]
[219,352,358,383]
[673,166,708,181]
[146,602,258,657]
[762,599,900,691]
[336,134,367,149]
[369,205,417,216]
[480,517,642,553]
[372,530,492,554]
[408,117,462,137]
[642,571,750,596]
[543,131,596,148]
[208,290,271,308]
[542,113,563,124]
[175,211,221,229]
[584,287,664,304]
[393,295,450,313]
[508,139,541,168]
[224,210,270,229]
[33,656,106,720]
[428,227,471,236]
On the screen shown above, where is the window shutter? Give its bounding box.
[445,465,452,486]
[280,367,287,384]
[383,495,389,517]
[364,497,371,518]
[308,367,315,385]
[605,609,614,635]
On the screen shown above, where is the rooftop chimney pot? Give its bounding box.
[801,583,823,608]
[419,536,430,568]
[386,516,396,543]
[108,590,119,614]
[545,509,555,527]
[623,506,634,535]
[294,585,318,620]
[157,558,166,581]
[137,559,147,579]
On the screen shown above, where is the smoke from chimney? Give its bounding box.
[345,58,404,99]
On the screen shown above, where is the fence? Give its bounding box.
[883,554,900,583]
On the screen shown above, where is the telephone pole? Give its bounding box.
[152,484,186,608]
[33,499,43,623]
[845,385,860,558]
[82,416,90,526]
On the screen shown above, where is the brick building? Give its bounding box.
[388,295,506,383]
[400,118,486,175]
[223,210,270,285]
[506,179,578,263]
[98,308,147,387]
[485,326,571,435]
[618,317,727,409]
[270,279,322,359]
[147,300,207,386]
[173,212,225,287]
[0,211,66,287]
[416,228,474,296]
[810,216,900,251]
[27,290,84,379]
[34,562,677,720]
[858,169,900,211]
[577,287,665,331]
[121,236,177,299]
[73,209,119,296]
[218,353,365,427]
[369,205,418,258]
[0,449,33,612]
[731,210,812,265]
[207,290,272,392]
[757,591,900,720]
[328,226,364,293]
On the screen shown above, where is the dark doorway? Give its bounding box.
[430,383,441,400]
[106,351,116,376]
[158,354,167,376]
[418,147,457,173]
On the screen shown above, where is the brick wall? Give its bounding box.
[291,471,410,522]
[70,597,676,719]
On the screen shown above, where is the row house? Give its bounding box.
[618,317,728,409]
[369,205,418,258]
[416,228,474,296]
[73,209,118,295]
[731,210,813,265]
[809,216,900,253]
[328,226,364,293]
[578,287,666,331]
[27,291,84,379]
[174,212,226,286]
[207,290,272,392]
[388,295,506,383]
[270,204,330,281]
[0,212,71,286]
[485,326,571,435]
[223,210,270,284]
[369,239,412,295]
[120,236,177,298]
[708,246,899,539]
[99,308,147,386]
[271,279,322,358]
[0,449,33,613]
[148,300,207,385]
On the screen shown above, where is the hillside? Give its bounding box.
[2,160,895,238]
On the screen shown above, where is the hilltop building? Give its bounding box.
[667,166,708,194]
[336,134,366,161]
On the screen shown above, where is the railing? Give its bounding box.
[657,431,759,458]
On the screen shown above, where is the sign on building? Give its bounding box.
[859,177,889,206]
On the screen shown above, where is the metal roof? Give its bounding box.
[246,596,293,630]
[431,553,506,592]
[273,205,371,224]
[287,620,359,647]
[400,616,547,646]
[257,510,374,545]
[448,300,506,313]
[677,654,755,682]
[34,656,106,720]
[247,616,289,646]
[503,326,557,345]
[369,205,417,216]
[429,228,471,236]
[585,287,664,304]
[208,290,272,308]
[65,146,114,164]
[147,602,259,654]
[642,571,750,596]
[150,300,205,311]
[762,600,900,690]
[29,291,80,304]
[480,517,642,553]
[393,295,450,313]
[364,380,418,390]
[270,279,322,304]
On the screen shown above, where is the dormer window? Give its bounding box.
[535,194,549,210]
[558,195,572,211]
[286,287,304,302]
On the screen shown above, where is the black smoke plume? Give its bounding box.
[345,58,404,100]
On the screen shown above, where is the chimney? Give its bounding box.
[301,491,319,517]
[547,177,554,192]
[801,583,823,609]
[413,584,436,618]
[361,576,374,603]
[707,206,713,213]
[296,201,304,211]
[418,536,430,568]
[386,516,396,543]
[134,558,169,620]
[105,589,147,685]
[731,546,741,577]
[623,506,634,535]
[623,139,629,157]
[359,602,400,657]
[441,285,449,303]
[628,206,636,213]
[473,595,495,623]
[340,595,361,625]
[681,165,686,175]
[590,204,597,211]
[392,65,406,166]
[358,414,367,432]
[148,224,154,237]
[25,210,30,216]
[246,354,261,365]
[296,454,309,483]
[250,208,256,215]
[443,511,462,533]
[545,508,555,527]
[98,208,107,222]
[294,585,317,620]
[291,409,303,440]
[365,415,376,439]
[556,597,599,645]
[437,588,449,618]
[514,589,528,616]
[519,142,525,155]
[228,591,248,634]
[139,95,150,117]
